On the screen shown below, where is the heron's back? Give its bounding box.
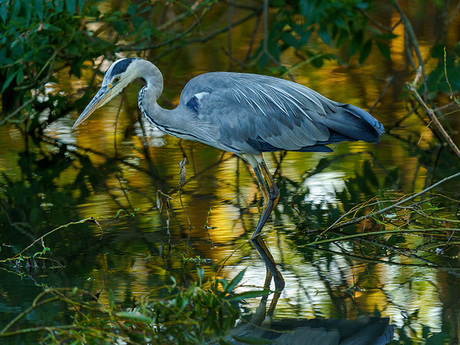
[177,72,384,155]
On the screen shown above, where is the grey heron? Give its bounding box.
[73,57,384,239]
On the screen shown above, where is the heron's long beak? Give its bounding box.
[73,85,113,128]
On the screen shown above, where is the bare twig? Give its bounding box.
[407,82,460,158]
[119,3,212,52]
[155,9,262,61]
[369,75,395,112]
[157,1,203,31]
[227,0,235,70]
[393,1,428,96]
[0,290,60,335]
[315,228,458,246]
[244,13,262,64]
[321,171,460,234]
[446,0,460,25]
[357,8,395,32]
[15,218,101,258]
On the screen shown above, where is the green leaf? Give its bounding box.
[170,276,176,288]
[35,0,44,20]
[78,0,84,14]
[349,30,363,57]
[55,0,63,12]
[299,0,313,18]
[116,312,153,324]
[356,2,370,9]
[197,267,204,285]
[128,3,138,16]
[113,19,129,35]
[42,23,63,32]
[11,0,21,18]
[226,269,246,293]
[281,32,298,49]
[66,0,76,15]
[300,1,319,25]
[333,16,347,29]
[24,1,31,26]
[0,1,9,22]
[359,39,372,64]
[16,68,23,85]
[1,70,18,93]
[217,278,228,292]
[377,41,391,61]
[291,24,311,46]
[318,24,331,45]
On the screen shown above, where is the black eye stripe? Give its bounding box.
[108,57,138,77]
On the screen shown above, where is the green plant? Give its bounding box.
[0,269,268,344]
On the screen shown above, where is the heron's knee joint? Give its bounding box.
[269,185,280,201]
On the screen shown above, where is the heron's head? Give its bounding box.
[73,57,143,128]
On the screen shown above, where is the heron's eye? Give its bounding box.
[113,76,121,83]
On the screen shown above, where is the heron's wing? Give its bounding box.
[179,72,383,154]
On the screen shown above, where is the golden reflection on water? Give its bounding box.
[378,262,444,336]
[389,12,406,71]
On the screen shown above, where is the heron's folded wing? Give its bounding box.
[180,72,383,154]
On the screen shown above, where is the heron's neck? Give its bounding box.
[135,60,171,128]
[134,59,163,101]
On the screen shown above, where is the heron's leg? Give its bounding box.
[246,155,283,324]
[252,236,285,292]
[253,165,269,203]
[252,160,280,239]
[251,236,284,325]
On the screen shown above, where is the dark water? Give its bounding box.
[1,4,460,344]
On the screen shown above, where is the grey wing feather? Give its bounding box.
[179,72,384,155]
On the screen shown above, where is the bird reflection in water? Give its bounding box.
[238,237,394,345]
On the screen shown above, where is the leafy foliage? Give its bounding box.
[0,0,211,128]
[257,0,398,70]
[0,270,267,344]
[1,0,395,129]
[0,0,111,126]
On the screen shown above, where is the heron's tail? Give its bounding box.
[323,103,384,144]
